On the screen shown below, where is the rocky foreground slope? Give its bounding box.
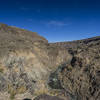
[0,23,100,100]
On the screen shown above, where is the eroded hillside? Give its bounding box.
[0,24,100,100]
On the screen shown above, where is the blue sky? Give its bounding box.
[0,0,100,42]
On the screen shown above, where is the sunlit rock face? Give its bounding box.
[0,24,100,100]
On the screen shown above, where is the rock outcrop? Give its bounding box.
[0,23,100,100]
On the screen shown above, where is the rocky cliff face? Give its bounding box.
[0,24,100,100]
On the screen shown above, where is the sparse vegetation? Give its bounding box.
[0,68,4,73]
[0,24,100,100]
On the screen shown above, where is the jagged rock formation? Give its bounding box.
[0,23,100,100]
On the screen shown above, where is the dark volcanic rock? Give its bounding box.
[23,98,31,100]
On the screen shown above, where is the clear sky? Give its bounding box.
[0,0,100,42]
